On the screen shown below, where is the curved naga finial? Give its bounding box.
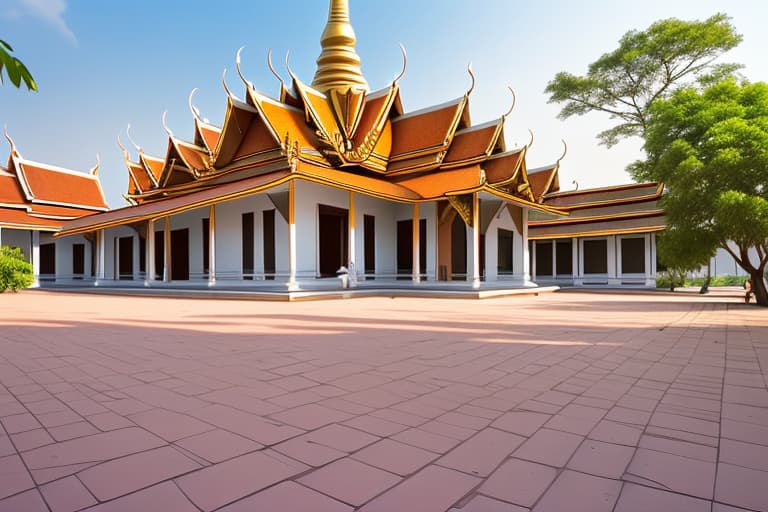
[557,139,568,164]
[503,87,517,118]
[188,88,203,123]
[161,111,173,138]
[466,63,476,96]
[221,68,236,100]
[235,46,252,89]
[126,124,142,153]
[116,135,132,164]
[393,43,407,85]
[267,48,286,89]
[284,50,298,82]
[90,153,100,176]
[2,125,19,156]
[526,129,534,149]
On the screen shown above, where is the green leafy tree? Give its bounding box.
[0,246,34,292]
[545,13,741,147]
[0,39,37,91]
[639,79,768,306]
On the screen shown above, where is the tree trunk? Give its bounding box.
[751,270,768,306]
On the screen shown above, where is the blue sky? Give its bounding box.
[2,0,766,207]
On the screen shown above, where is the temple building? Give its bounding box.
[526,175,665,287]
[53,0,570,291]
[0,0,672,291]
[0,133,107,285]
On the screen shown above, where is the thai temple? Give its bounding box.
[1,0,670,292]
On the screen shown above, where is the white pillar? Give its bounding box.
[572,237,580,286]
[209,205,217,287]
[95,229,106,286]
[412,202,421,284]
[29,230,40,288]
[552,238,557,278]
[163,216,171,283]
[146,219,155,286]
[522,208,531,283]
[646,233,656,287]
[349,192,357,287]
[470,193,481,289]
[287,180,298,291]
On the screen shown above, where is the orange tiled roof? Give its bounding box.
[16,162,107,210]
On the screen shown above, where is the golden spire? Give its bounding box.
[312,0,368,93]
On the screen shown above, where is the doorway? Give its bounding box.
[318,205,348,277]
[396,219,426,279]
[171,228,189,281]
[118,237,133,280]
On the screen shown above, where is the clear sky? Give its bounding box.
[1,0,766,207]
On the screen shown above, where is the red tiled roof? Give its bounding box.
[390,99,465,158]
[17,162,107,209]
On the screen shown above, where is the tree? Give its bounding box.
[639,79,768,306]
[0,246,34,292]
[0,39,37,91]
[545,13,741,147]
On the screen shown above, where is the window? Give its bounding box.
[535,241,553,276]
[72,243,85,277]
[497,228,514,274]
[263,210,275,280]
[242,212,254,280]
[364,215,375,279]
[583,239,608,274]
[621,237,645,274]
[202,218,210,276]
[555,239,573,275]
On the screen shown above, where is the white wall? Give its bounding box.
[207,194,282,280]
[1,228,32,260]
[484,204,525,282]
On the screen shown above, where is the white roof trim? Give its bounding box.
[393,97,463,122]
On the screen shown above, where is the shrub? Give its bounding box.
[0,246,34,292]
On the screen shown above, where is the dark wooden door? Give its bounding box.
[451,215,467,279]
[318,205,348,277]
[171,228,189,281]
[154,231,164,280]
[118,237,133,280]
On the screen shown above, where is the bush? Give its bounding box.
[0,246,34,292]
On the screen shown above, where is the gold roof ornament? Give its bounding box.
[312,0,368,93]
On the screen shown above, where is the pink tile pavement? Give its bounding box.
[0,289,765,511]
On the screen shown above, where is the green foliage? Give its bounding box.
[0,39,37,91]
[545,13,741,147]
[639,78,768,305]
[0,246,34,292]
[656,274,747,289]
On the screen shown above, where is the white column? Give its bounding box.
[30,230,40,288]
[572,237,580,286]
[470,193,481,289]
[646,233,657,287]
[412,202,421,284]
[209,205,217,287]
[348,192,357,287]
[608,235,619,285]
[522,208,531,283]
[287,180,298,290]
[95,229,106,286]
[552,238,557,278]
[163,216,171,283]
[146,219,155,286]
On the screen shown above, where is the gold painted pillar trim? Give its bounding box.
[163,216,171,283]
[287,180,298,290]
[208,204,216,286]
[471,193,481,289]
[145,219,155,286]
[348,191,357,287]
[412,202,420,283]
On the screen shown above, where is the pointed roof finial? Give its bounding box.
[312,0,368,93]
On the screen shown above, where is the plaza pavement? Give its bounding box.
[0,289,766,511]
